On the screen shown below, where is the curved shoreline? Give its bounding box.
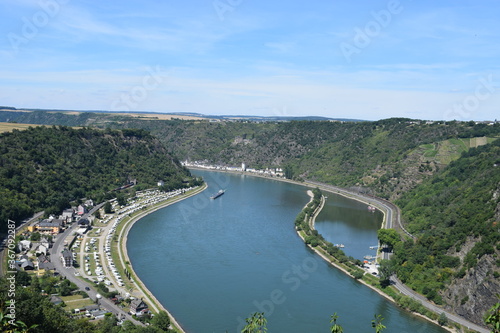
[296,189,454,332]
[188,168,461,332]
[296,191,398,303]
[116,184,208,333]
[120,168,480,332]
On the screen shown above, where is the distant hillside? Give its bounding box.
[0,110,106,126]
[99,118,500,199]
[0,109,362,124]
[2,111,499,199]
[394,139,500,326]
[0,126,196,231]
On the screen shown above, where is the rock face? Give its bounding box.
[441,189,500,327]
[442,254,500,326]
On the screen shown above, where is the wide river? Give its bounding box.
[127,170,446,333]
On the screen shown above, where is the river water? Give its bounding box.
[127,170,446,333]
[315,194,384,261]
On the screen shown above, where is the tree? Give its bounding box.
[120,320,137,331]
[116,193,127,207]
[371,314,386,333]
[151,311,171,331]
[485,300,500,333]
[438,312,448,326]
[377,229,400,249]
[283,165,294,179]
[97,315,118,332]
[30,232,41,242]
[104,202,113,214]
[15,271,31,287]
[378,259,395,287]
[0,310,37,333]
[330,313,344,333]
[30,276,41,292]
[241,312,267,333]
[59,279,75,296]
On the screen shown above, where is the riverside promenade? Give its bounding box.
[73,184,207,332]
[116,183,207,332]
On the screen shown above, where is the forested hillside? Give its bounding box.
[0,126,196,231]
[393,139,500,325]
[100,117,500,199]
[3,110,499,200]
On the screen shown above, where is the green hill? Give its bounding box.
[2,112,498,199]
[0,126,196,231]
[394,139,500,325]
[98,118,499,199]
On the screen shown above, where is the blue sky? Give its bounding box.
[1,0,499,120]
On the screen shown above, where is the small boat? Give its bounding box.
[210,189,225,199]
[367,205,376,212]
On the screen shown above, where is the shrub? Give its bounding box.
[438,312,448,326]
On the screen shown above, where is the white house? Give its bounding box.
[35,244,48,255]
[18,240,31,251]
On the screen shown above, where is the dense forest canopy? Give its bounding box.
[0,126,196,231]
[393,139,500,308]
[96,117,500,199]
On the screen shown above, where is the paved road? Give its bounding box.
[391,277,489,333]
[50,205,143,326]
[304,179,489,333]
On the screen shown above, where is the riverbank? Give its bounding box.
[189,168,465,332]
[114,184,207,333]
[295,189,456,333]
[296,190,393,297]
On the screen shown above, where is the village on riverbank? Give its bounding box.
[6,184,206,331]
[182,160,285,178]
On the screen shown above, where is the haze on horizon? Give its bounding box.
[1,0,499,121]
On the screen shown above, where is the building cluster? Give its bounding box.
[27,201,94,236]
[70,304,109,320]
[182,160,285,177]
[11,187,201,324]
[14,202,96,275]
[15,237,55,275]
